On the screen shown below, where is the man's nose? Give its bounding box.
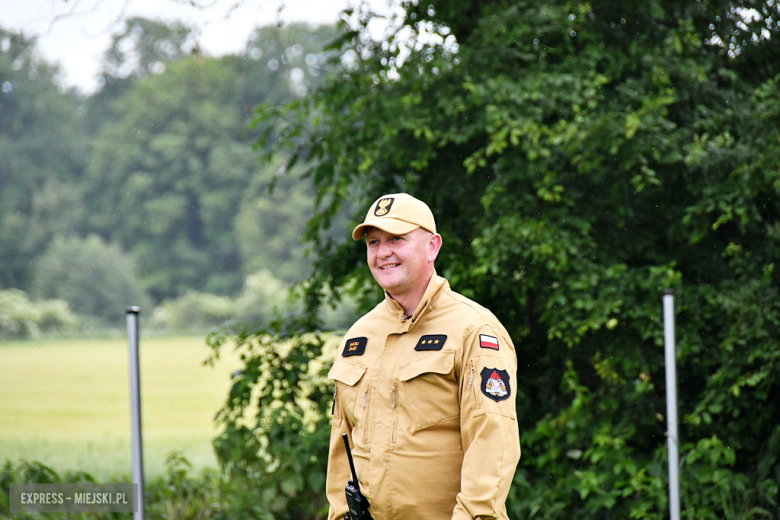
[377,239,393,257]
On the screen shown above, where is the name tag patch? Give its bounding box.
[414,334,447,351]
[479,334,499,350]
[343,337,367,357]
[481,368,511,402]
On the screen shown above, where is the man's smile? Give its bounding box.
[379,263,400,270]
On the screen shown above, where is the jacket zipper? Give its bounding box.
[390,380,397,442]
[362,382,370,443]
[332,388,341,426]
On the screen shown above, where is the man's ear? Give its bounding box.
[428,233,443,262]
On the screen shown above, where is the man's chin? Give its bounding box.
[373,276,403,295]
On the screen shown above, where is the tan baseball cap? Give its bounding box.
[352,193,437,240]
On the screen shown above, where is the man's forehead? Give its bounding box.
[364,227,411,240]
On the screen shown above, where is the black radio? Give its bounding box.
[341,433,373,520]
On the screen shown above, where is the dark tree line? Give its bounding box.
[0,21,335,324]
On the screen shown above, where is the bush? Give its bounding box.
[233,269,291,327]
[150,291,236,332]
[0,289,79,339]
[0,454,225,520]
[206,323,336,520]
[149,269,292,333]
[31,235,152,325]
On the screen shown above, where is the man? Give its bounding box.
[326,193,520,520]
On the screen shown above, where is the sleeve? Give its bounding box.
[325,382,353,520]
[451,325,521,520]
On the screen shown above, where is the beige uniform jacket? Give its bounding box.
[326,273,520,520]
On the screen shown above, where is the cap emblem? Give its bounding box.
[374,197,394,216]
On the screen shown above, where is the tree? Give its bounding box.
[32,234,152,325]
[0,29,88,291]
[241,23,339,106]
[82,17,196,136]
[86,22,338,301]
[214,1,780,518]
[86,54,270,299]
[234,163,314,284]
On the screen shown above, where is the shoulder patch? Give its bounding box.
[480,367,511,402]
[343,337,367,357]
[479,334,499,350]
[414,334,447,351]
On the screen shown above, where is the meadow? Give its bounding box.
[0,335,242,480]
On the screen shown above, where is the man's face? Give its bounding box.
[365,227,438,299]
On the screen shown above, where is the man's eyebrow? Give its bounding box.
[366,232,407,240]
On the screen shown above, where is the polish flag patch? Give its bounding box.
[479,334,499,350]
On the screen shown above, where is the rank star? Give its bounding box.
[413,334,447,351]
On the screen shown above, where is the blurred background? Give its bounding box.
[0,0,357,500]
[2,0,780,519]
[0,0,358,338]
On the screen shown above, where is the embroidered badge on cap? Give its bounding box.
[374,197,394,216]
[414,334,447,351]
[343,337,367,357]
[480,367,511,402]
[479,334,499,350]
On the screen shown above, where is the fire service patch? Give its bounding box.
[342,337,367,357]
[480,367,511,402]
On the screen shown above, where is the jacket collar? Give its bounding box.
[384,270,448,330]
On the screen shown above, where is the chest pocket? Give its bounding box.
[399,351,459,430]
[329,361,368,427]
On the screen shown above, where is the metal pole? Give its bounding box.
[126,306,145,520]
[663,290,680,520]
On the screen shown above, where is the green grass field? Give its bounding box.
[0,335,242,480]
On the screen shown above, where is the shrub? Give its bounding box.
[149,269,294,333]
[0,454,224,520]
[233,269,291,327]
[207,317,337,520]
[31,235,152,325]
[150,291,236,332]
[0,289,79,339]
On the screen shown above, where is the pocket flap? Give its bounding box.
[399,352,454,382]
[328,361,367,386]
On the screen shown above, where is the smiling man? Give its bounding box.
[326,193,521,520]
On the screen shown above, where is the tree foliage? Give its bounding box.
[86,23,336,301]
[0,29,88,290]
[208,325,334,520]
[81,17,197,136]
[31,234,152,325]
[218,0,780,518]
[87,55,263,298]
[0,21,332,325]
